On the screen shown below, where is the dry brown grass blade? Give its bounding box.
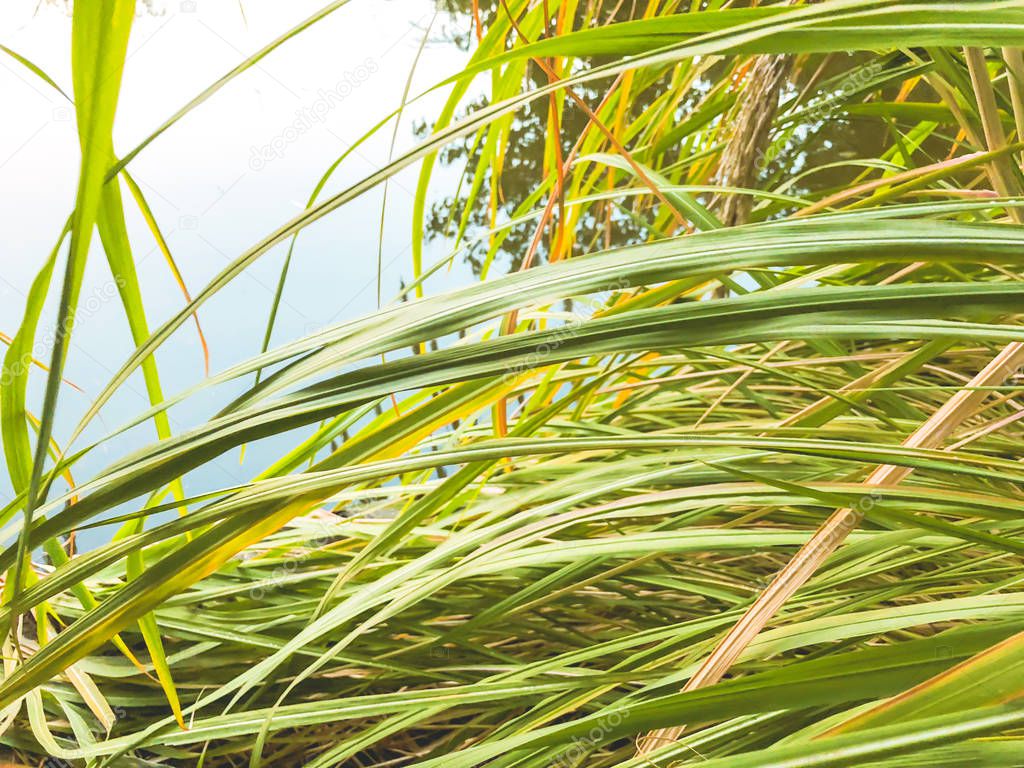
[1001,48,1024,150]
[964,47,1024,224]
[794,152,987,218]
[636,341,1024,755]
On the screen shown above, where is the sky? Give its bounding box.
[0,0,477,541]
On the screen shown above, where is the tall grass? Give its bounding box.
[2,1,1024,766]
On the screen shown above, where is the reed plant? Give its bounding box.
[2,1,1024,766]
